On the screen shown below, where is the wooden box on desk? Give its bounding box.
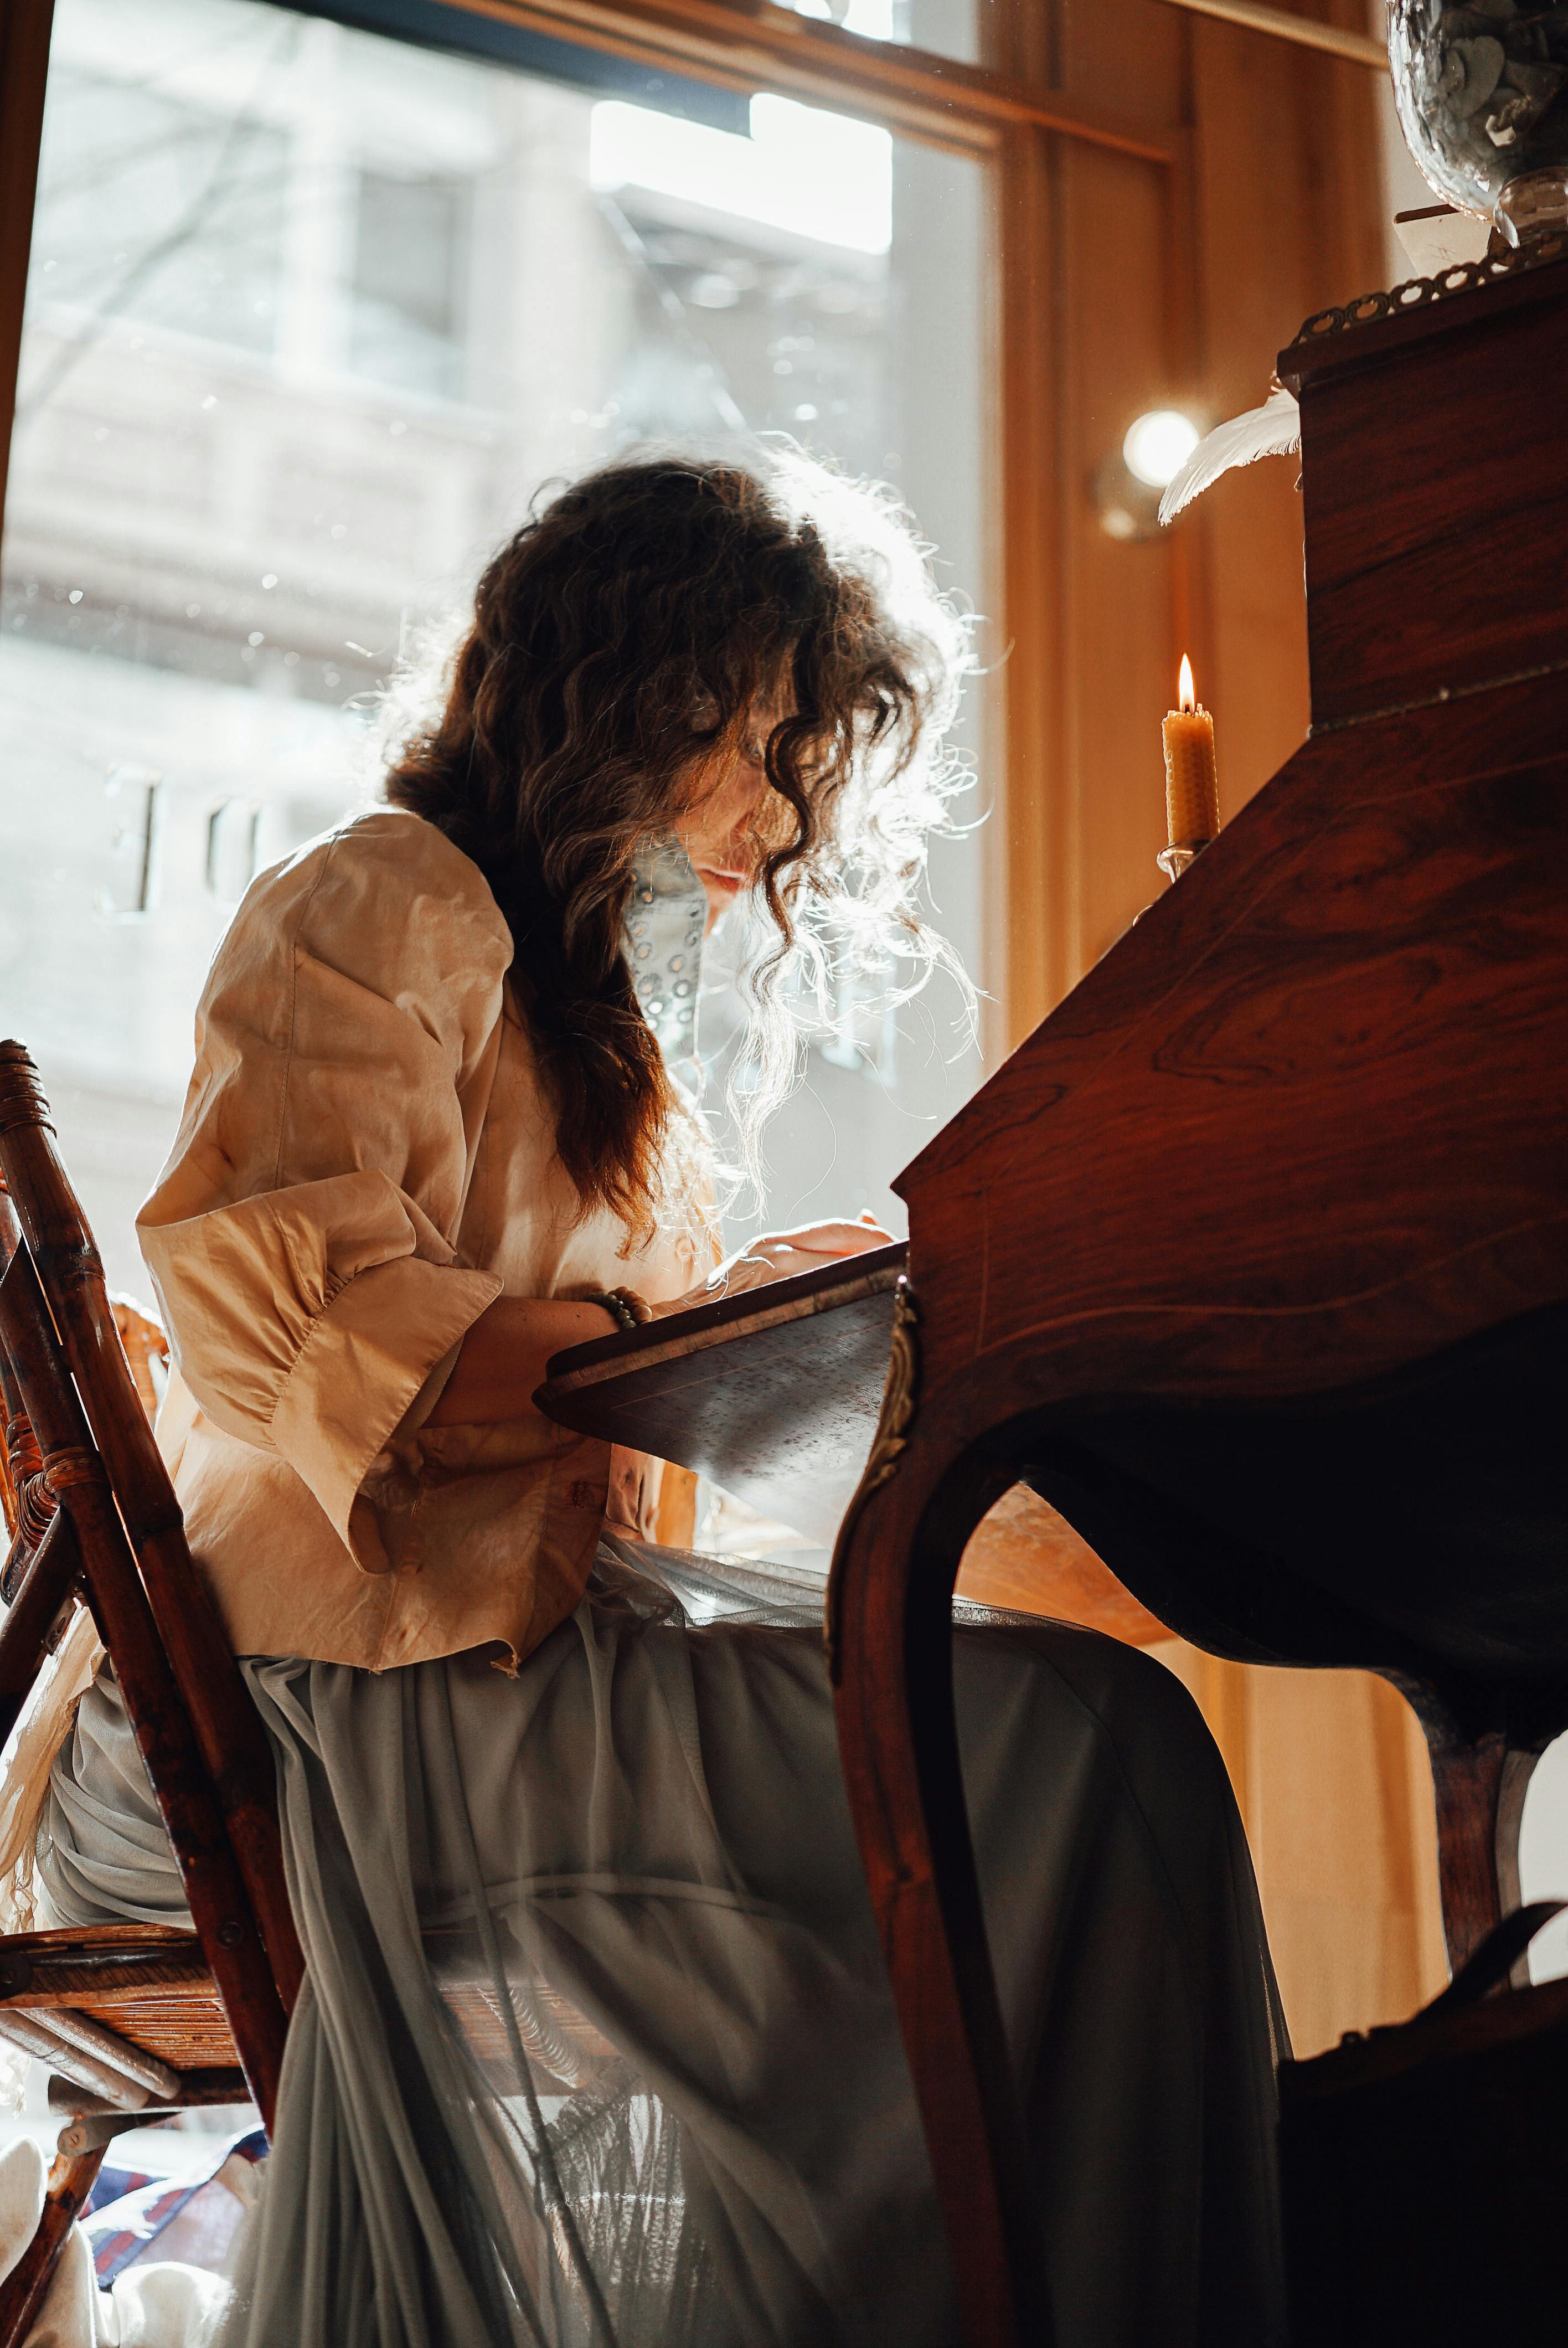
[1279,250,1568,729]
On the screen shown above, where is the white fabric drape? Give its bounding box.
[0,2139,227,2347]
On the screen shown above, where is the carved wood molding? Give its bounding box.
[825,1276,919,1681]
[1290,230,1568,346]
[1151,0,1386,70]
[400,0,1175,159]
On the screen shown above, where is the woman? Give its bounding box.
[38,453,1287,2347]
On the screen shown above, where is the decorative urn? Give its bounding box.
[1388,0,1568,243]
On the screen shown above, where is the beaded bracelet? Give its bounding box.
[582,1285,654,1334]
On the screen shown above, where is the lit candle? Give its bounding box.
[1162,655,1220,851]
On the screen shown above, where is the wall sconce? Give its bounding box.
[1094,408,1202,543]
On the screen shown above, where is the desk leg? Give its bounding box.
[1421,1727,1540,1977]
[827,1284,1052,2348]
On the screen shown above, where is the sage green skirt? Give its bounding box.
[38,1538,1288,2348]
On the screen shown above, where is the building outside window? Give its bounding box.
[0,0,993,1292]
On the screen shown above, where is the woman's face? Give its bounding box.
[672,707,793,934]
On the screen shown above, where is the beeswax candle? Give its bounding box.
[1162,655,1220,848]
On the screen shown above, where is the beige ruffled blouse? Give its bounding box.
[137,806,706,1672]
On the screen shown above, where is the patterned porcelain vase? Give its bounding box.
[1389,0,1568,243]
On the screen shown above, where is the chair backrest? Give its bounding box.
[0,1325,51,1614]
[108,1298,168,1426]
[0,1042,301,2128]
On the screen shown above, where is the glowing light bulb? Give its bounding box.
[1123,409,1200,490]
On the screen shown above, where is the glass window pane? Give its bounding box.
[37,65,288,355]
[777,0,981,68]
[350,168,471,398]
[1,0,994,1293]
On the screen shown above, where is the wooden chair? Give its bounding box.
[0,1039,303,2340]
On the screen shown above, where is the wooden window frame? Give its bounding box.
[0,0,1382,1045]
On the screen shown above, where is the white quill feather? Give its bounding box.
[1158,384,1301,527]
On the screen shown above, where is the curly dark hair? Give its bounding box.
[385,452,956,1238]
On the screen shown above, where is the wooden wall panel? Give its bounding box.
[1158,1644,1448,2054]
[993,125,1066,1047]
[1186,16,1386,835]
[984,0,1435,2060]
[993,0,1387,1024]
[1058,0,1188,133]
[1059,142,1182,972]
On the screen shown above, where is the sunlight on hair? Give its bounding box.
[710,446,978,1215]
[375,445,978,1229]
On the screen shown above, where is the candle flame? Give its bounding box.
[1178,653,1196,714]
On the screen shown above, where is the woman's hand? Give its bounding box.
[425,1216,894,1421]
[658,1211,894,1314]
[720,1215,896,1290]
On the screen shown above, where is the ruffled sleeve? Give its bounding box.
[138,811,510,1572]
